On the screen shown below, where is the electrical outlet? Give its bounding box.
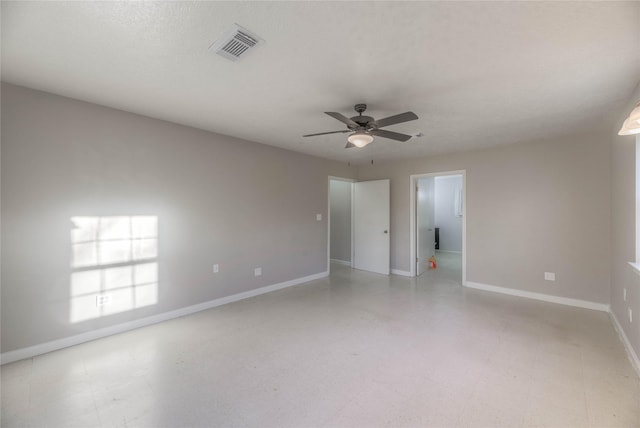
[624,288,627,302]
[213,264,219,273]
[544,272,556,281]
[316,214,322,221]
[96,294,112,307]
[254,267,262,277]
[629,308,633,323]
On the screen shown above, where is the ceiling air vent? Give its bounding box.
[209,24,263,62]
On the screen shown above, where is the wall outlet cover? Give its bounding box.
[96,294,112,307]
[254,267,262,277]
[213,264,219,273]
[544,272,556,281]
[316,214,322,221]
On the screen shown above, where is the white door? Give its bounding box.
[416,177,435,276]
[353,179,390,275]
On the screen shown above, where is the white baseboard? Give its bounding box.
[330,259,351,267]
[0,270,329,365]
[609,310,640,379]
[391,269,412,277]
[463,280,610,312]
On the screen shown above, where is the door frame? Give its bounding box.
[327,176,355,272]
[409,170,466,281]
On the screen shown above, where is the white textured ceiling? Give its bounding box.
[2,1,639,163]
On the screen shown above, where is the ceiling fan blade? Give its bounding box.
[375,111,418,128]
[303,130,351,137]
[345,142,356,149]
[325,112,358,127]
[370,129,413,142]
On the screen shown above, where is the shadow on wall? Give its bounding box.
[70,216,158,323]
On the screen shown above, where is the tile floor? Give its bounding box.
[2,252,639,427]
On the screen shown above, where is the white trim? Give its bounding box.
[330,258,352,266]
[328,176,356,183]
[436,250,462,254]
[391,269,412,277]
[463,280,610,312]
[410,170,466,282]
[1,270,329,365]
[628,262,640,276]
[636,137,640,264]
[351,181,355,268]
[610,310,640,379]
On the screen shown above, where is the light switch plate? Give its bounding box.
[544,272,555,281]
[316,214,322,221]
[254,267,262,277]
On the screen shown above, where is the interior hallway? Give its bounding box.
[2,258,638,427]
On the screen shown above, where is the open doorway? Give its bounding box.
[328,177,391,275]
[328,177,354,271]
[416,177,436,276]
[410,171,466,283]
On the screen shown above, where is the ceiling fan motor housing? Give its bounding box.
[350,116,375,129]
[350,104,375,129]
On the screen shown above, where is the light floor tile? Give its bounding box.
[1,252,638,427]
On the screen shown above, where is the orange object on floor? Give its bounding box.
[428,255,437,269]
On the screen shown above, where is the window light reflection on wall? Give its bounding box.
[70,216,159,323]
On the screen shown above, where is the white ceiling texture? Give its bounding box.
[2,1,639,163]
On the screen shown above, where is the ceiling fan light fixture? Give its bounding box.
[618,102,640,136]
[348,131,374,148]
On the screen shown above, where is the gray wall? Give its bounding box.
[0,83,355,353]
[610,81,640,360]
[434,175,463,252]
[329,179,351,263]
[358,132,611,304]
[2,80,633,357]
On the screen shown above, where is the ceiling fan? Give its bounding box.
[303,104,419,148]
